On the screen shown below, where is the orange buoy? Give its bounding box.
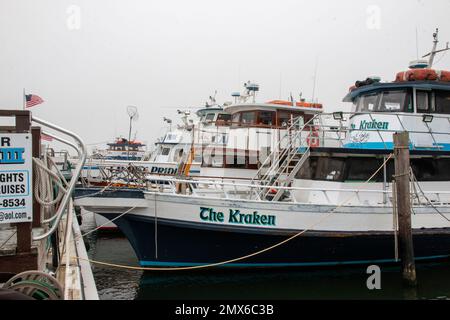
[440,70,450,82]
[405,69,438,81]
[395,71,407,82]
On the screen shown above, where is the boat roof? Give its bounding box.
[343,81,450,102]
[224,102,323,114]
[196,107,228,117]
[107,141,146,147]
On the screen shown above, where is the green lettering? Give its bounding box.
[229,209,240,223]
[268,215,276,226]
[260,215,268,225]
[252,212,261,225]
[200,207,210,221]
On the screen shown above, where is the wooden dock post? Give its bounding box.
[393,131,417,287]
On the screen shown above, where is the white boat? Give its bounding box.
[75,31,450,266]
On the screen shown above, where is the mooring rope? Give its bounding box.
[410,169,450,223]
[72,154,394,271]
[77,206,138,239]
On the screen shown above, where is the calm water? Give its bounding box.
[80,211,450,300]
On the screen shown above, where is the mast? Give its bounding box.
[422,28,450,68]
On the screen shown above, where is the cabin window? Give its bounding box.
[435,90,450,114]
[277,111,291,127]
[225,155,246,168]
[205,113,216,122]
[356,92,378,112]
[231,113,241,126]
[258,111,275,126]
[356,91,408,112]
[161,148,170,156]
[378,91,406,112]
[416,91,432,113]
[241,111,257,125]
[315,158,346,181]
[346,158,384,182]
[277,111,302,127]
[217,114,231,125]
[411,158,438,181]
[296,156,450,182]
[296,158,315,180]
[435,159,450,180]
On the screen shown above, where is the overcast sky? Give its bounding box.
[1,0,450,150]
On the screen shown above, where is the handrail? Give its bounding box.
[144,176,450,197]
[251,114,318,184]
[32,116,87,241]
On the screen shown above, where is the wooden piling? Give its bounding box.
[393,131,417,286]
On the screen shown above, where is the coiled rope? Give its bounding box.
[73,154,394,271]
[33,158,67,207]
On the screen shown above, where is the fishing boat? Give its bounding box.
[75,31,450,267]
[93,137,147,161]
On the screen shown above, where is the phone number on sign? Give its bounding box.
[0,211,28,222]
[1,198,26,208]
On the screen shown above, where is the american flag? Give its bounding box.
[25,94,44,108]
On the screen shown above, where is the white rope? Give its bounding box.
[78,206,137,239]
[33,158,66,207]
[410,169,450,223]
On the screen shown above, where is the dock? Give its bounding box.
[0,109,98,300]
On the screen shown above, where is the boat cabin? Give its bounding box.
[225,100,322,129]
[342,69,450,151]
[101,138,146,160]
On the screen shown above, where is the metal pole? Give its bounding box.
[128,116,132,161]
[393,131,417,287]
[31,116,87,241]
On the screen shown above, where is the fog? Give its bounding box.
[1,0,450,150]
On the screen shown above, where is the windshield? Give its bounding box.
[355,90,408,113]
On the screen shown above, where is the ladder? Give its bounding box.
[252,115,318,201]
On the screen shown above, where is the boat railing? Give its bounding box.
[145,176,450,207]
[310,112,450,150]
[251,114,318,183]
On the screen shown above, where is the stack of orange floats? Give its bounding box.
[395,69,450,82]
[267,100,323,109]
[349,69,450,92]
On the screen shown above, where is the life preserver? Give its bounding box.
[306,131,320,147]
